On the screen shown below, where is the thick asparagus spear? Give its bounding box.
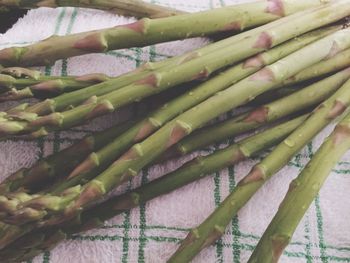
[52,26,333,195]
[248,112,350,263]
[6,24,350,227]
[168,78,350,263]
[0,115,307,262]
[166,57,350,159]
[2,4,349,138]
[0,0,185,19]
[0,119,135,195]
[0,0,323,67]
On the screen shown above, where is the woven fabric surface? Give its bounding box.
[0,0,350,262]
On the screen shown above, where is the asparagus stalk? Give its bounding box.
[246,42,350,108]
[167,48,350,158]
[0,74,110,102]
[6,23,350,228]
[282,47,350,86]
[50,26,333,195]
[247,84,304,106]
[0,67,110,96]
[247,112,350,263]
[2,4,349,138]
[0,115,307,262]
[0,0,323,67]
[0,119,135,195]
[168,78,350,263]
[0,0,185,19]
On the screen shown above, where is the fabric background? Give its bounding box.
[0,0,350,262]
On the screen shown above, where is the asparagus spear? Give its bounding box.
[2,4,349,138]
[0,68,109,96]
[51,26,333,195]
[247,84,305,107]
[0,74,110,102]
[0,119,135,195]
[166,55,350,159]
[0,115,307,262]
[248,112,350,263]
[6,23,350,228]
[0,0,185,19]
[0,0,323,67]
[168,78,350,263]
[246,42,350,108]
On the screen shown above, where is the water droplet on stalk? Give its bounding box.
[284,138,295,147]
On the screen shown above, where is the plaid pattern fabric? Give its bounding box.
[0,1,350,262]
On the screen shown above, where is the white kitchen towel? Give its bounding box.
[0,1,349,262]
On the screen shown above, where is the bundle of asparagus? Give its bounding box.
[1,0,350,262]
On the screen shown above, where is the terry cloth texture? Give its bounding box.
[0,0,350,262]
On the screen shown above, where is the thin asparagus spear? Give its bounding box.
[168,78,350,263]
[2,4,349,138]
[167,48,350,158]
[0,75,110,102]
[0,67,109,95]
[7,23,350,227]
[0,0,185,19]
[53,26,333,195]
[0,0,322,67]
[248,112,350,263]
[0,115,307,262]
